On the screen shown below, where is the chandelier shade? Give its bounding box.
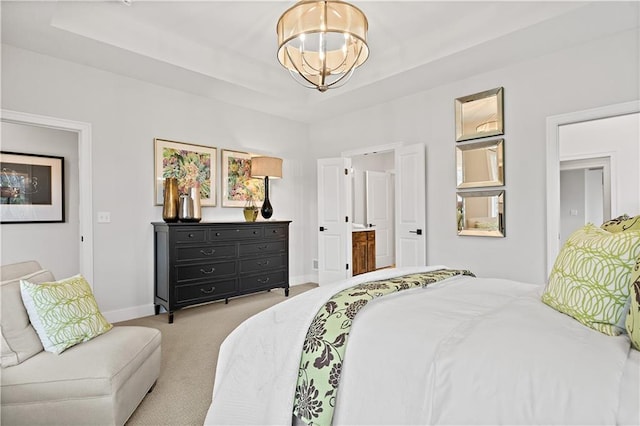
[276,0,369,92]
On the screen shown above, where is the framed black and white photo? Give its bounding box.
[0,151,64,223]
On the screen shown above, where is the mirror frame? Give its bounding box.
[455,87,504,142]
[456,139,504,189]
[457,190,505,237]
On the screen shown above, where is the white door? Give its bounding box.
[395,144,426,267]
[317,158,352,285]
[366,170,394,268]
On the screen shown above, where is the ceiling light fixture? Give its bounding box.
[276,0,369,93]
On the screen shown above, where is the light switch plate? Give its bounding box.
[97,212,111,223]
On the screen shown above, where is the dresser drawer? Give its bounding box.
[175,279,236,303]
[239,270,287,292]
[209,227,263,241]
[176,260,237,282]
[238,240,286,257]
[263,224,287,239]
[240,255,286,274]
[173,228,207,243]
[175,244,236,261]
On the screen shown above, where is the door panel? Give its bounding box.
[395,144,426,267]
[366,170,393,268]
[318,158,351,285]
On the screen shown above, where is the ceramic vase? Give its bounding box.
[190,184,202,222]
[162,177,179,223]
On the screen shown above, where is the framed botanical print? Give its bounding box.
[154,138,216,206]
[221,149,264,207]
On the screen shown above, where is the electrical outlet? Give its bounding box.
[312,259,318,270]
[97,212,111,223]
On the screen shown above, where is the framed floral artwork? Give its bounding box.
[221,150,264,207]
[154,138,216,206]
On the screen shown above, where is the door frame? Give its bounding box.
[1,109,94,286]
[546,100,640,277]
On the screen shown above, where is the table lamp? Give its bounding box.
[250,156,282,219]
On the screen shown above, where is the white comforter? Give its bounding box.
[205,266,639,425]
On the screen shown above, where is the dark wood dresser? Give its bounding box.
[352,230,376,276]
[152,221,291,323]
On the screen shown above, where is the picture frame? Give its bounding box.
[456,139,504,189]
[0,151,65,223]
[455,87,504,142]
[154,138,216,206]
[457,190,505,237]
[221,149,265,207]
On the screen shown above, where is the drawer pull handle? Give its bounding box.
[188,233,195,238]
[200,268,216,274]
[258,260,270,266]
[272,230,278,234]
[258,245,268,250]
[215,232,221,236]
[253,230,258,234]
[200,249,216,256]
[200,286,216,294]
[257,277,270,284]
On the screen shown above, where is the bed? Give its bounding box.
[205,218,640,425]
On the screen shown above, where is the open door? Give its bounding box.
[317,158,352,285]
[395,144,426,267]
[366,170,394,268]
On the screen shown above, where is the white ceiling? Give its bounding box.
[2,1,638,123]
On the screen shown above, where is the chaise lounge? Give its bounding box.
[1,261,161,425]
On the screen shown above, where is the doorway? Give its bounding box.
[351,151,395,269]
[0,109,94,285]
[559,157,611,246]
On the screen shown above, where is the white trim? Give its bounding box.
[1,109,94,288]
[341,142,403,158]
[546,100,640,278]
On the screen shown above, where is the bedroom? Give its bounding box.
[1,1,639,425]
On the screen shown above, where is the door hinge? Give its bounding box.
[345,216,348,223]
[344,168,348,175]
[81,236,84,242]
[346,264,349,270]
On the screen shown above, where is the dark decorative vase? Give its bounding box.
[162,177,179,223]
[261,176,273,219]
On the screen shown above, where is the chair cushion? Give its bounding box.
[20,275,112,354]
[1,265,54,367]
[1,326,161,405]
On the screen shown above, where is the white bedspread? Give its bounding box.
[205,266,639,425]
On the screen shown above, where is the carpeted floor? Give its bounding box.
[117,283,317,425]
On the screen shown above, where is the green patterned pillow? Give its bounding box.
[19,275,112,354]
[627,275,640,350]
[601,214,640,233]
[542,224,640,335]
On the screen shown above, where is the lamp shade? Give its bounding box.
[251,156,283,178]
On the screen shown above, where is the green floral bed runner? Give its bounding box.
[292,269,475,425]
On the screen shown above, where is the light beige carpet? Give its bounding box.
[117,284,317,425]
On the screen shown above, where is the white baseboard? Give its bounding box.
[104,304,156,324]
[290,274,318,286]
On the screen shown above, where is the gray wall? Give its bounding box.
[308,28,639,284]
[1,24,638,318]
[2,44,310,320]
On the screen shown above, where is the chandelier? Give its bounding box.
[276,0,369,92]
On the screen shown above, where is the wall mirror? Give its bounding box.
[455,87,504,142]
[457,190,505,237]
[456,139,504,189]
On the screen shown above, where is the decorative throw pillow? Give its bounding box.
[627,277,640,350]
[601,214,640,233]
[542,224,640,335]
[20,275,112,354]
[1,268,53,367]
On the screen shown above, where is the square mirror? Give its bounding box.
[456,139,504,189]
[455,87,504,142]
[457,190,505,237]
